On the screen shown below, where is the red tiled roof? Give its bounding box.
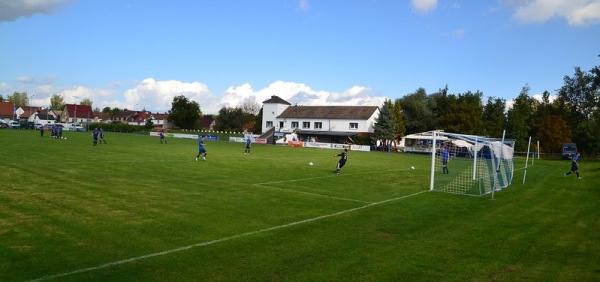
[277,106,379,120]
[0,102,15,116]
[65,104,95,119]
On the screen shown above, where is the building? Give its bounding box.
[0,102,16,122]
[261,96,379,143]
[61,104,95,124]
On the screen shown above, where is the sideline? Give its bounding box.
[28,190,429,282]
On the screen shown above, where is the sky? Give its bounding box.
[1,0,599,114]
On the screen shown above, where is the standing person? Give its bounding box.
[244,137,251,154]
[564,152,582,179]
[40,125,44,137]
[99,128,107,144]
[159,130,167,144]
[57,125,63,139]
[92,128,99,146]
[334,148,348,175]
[441,145,449,174]
[196,135,207,161]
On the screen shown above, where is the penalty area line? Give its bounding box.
[28,190,429,282]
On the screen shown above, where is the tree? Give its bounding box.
[50,94,65,110]
[398,88,436,134]
[144,118,154,129]
[481,97,506,138]
[168,95,202,129]
[7,91,29,106]
[391,99,405,139]
[80,98,93,107]
[241,97,261,115]
[215,107,248,131]
[535,115,571,153]
[372,100,396,149]
[506,85,536,151]
[0,95,4,102]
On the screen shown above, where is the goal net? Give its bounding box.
[429,131,515,196]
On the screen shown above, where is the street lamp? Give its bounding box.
[29,94,35,128]
[73,95,79,124]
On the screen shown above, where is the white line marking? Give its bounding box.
[28,190,429,282]
[254,183,373,204]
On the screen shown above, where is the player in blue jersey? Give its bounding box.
[159,130,167,144]
[334,148,348,175]
[441,145,449,174]
[564,152,581,179]
[196,135,207,161]
[92,128,99,146]
[244,137,251,154]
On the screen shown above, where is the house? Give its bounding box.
[113,110,136,124]
[16,106,41,124]
[61,104,95,124]
[199,116,215,130]
[32,108,58,125]
[128,111,152,126]
[93,111,111,123]
[0,102,16,122]
[261,96,379,144]
[151,112,170,129]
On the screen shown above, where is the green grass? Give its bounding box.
[0,129,599,281]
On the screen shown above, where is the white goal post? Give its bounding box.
[429,130,516,196]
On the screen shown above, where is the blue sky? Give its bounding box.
[1,0,599,114]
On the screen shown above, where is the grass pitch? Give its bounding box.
[0,129,599,281]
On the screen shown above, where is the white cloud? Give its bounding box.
[120,78,214,113]
[411,0,438,13]
[15,75,58,85]
[0,0,76,22]
[297,0,310,12]
[506,0,600,26]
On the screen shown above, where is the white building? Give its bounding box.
[261,96,379,143]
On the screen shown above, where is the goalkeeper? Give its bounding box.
[441,145,449,174]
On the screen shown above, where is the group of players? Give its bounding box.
[39,124,64,139]
[91,128,107,146]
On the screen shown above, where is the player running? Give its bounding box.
[159,130,167,144]
[334,148,348,175]
[196,135,207,161]
[564,152,582,179]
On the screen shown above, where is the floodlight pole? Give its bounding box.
[523,136,532,184]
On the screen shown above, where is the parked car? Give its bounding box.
[34,123,44,130]
[0,121,8,129]
[9,121,20,129]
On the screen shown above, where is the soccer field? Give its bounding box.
[1,130,598,281]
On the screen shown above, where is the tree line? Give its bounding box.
[373,65,600,156]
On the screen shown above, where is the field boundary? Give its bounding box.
[29,190,429,282]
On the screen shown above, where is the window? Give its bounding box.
[279,121,284,128]
[314,122,322,129]
[302,122,310,129]
[291,121,299,129]
[266,121,273,128]
[350,123,358,130]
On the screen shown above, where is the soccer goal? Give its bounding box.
[429,130,515,196]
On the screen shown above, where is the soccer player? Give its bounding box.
[244,137,251,154]
[99,128,107,144]
[441,145,449,174]
[92,128,99,146]
[160,130,167,144]
[334,148,348,175]
[40,125,44,137]
[196,135,207,161]
[564,152,582,179]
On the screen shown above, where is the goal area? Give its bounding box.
[429,131,515,196]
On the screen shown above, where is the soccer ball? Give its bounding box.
[64,137,67,140]
[411,166,415,170]
[309,162,314,166]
